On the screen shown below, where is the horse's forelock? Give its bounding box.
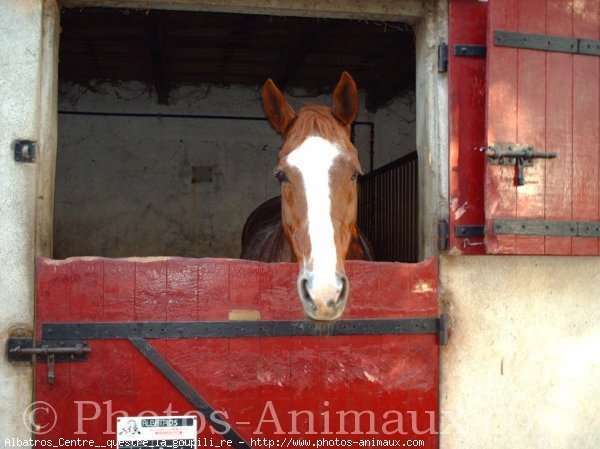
[280,105,353,158]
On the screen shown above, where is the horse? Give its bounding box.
[241,72,373,321]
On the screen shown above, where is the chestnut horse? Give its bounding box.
[241,72,373,321]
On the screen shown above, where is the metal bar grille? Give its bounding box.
[358,152,418,262]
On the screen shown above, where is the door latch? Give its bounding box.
[486,143,557,186]
[7,338,90,384]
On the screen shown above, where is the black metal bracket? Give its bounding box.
[13,140,36,163]
[453,44,486,57]
[454,225,485,238]
[495,30,600,56]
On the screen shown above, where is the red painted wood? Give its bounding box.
[485,0,519,253]
[572,0,600,255]
[485,0,600,254]
[514,0,547,254]
[448,0,488,254]
[544,0,574,254]
[35,257,438,447]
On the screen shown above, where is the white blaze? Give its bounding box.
[286,136,341,292]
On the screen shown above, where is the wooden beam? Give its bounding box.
[59,1,424,22]
[269,20,323,90]
[146,10,170,105]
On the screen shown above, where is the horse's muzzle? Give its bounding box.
[297,270,349,321]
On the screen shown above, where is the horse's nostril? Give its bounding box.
[336,275,349,304]
[300,277,316,310]
[326,299,336,308]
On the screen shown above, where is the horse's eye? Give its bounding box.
[351,172,360,181]
[275,170,289,183]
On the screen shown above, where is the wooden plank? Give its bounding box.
[68,259,104,436]
[258,264,293,444]
[447,0,488,254]
[485,0,519,253]
[134,259,169,416]
[58,0,425,21]
[165,259,200,422]
[36,259,72,438]
[228,261,262,440]
[572,0,600,255]
[196,259,230,441]
[545,0,574,254]
[514,0,547,254]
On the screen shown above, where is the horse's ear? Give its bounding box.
[332,72,358,126]
[262,79,296,134]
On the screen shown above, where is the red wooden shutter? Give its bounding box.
[484,0,600,255]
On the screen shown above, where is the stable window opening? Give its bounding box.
[54,7,418,262]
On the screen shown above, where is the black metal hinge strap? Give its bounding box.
[495,30,600,56]
[493,219,600,237]
[42,318,441,340]
[129,337,250,449]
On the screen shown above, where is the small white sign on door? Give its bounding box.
[117,416,197,449]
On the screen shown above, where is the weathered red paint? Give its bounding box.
[448,0,488,254]
[35,257,439,446]
[485,0,600,254]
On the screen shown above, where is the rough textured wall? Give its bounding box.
[0,0,56,439]
[439,255,600,449]
[55,82,415,259]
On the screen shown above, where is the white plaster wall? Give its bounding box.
[440,255,600,449]
[55,82,416,258]
[0,0,57,439]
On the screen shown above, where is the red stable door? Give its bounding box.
[31,257,446,448]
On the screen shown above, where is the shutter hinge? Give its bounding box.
[438,219,449,250]
[438,43,448,72]
[454,225,485,248]
[453,44,486,57]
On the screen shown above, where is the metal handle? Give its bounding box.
[487,143,557,186]
[8,342,90,384]
[9,343,91,356]
[486,147,557,160]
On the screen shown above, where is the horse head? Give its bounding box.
[262,72,363,321]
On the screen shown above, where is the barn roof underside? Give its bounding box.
[58,7,416,111]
